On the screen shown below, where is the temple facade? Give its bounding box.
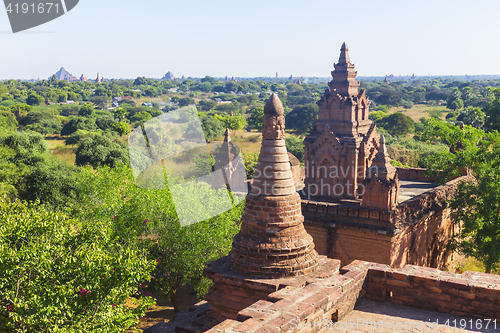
[303,43,384,201]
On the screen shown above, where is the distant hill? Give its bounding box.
[51,67,78,82]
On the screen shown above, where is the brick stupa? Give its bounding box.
[200,94,338,324]
[228,93,320,278]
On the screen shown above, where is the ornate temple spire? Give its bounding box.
[362,135,400,210]
[338,42,350,64]
[330,43,360,97]
[223,128,231,143]
[228,93,319,278]
[368,136,396,181]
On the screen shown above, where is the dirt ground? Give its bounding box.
[126,285,199,332]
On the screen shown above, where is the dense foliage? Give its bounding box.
[421,119,500,273]
[0,200,156,332]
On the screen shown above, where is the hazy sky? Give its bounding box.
[1,0,499,80]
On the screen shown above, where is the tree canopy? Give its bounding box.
[285,103,318,133]
[423,119,500,273]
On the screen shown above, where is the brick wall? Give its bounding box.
[204,260,367,333]
[366,263,500,320]
[396,167,435,182]
[302,175,472,269]
[390,208,452,269]
[153,260,500,332]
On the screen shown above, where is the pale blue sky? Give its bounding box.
[1,0,499,80]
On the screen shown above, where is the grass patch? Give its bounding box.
[51,146,76,165]
[387,104,449,122]
[454,256,500,275]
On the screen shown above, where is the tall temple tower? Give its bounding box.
[303,43,380,200]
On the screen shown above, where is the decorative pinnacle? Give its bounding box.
[338,42,350,64]
[264,93,284,117]
[224,128,231,143]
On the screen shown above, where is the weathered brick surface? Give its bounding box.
[365,264,500,320]
[159,261,500,333]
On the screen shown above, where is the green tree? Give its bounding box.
[57,91,68,103]
[61,117,98,136]
[20,158,80,208]
[461,86,475,107]
[71,165,243,313]
[75,135,129,168]
[0,145,25,198]
[111,121,131,137]
[178,97,195,107]
[484,88,500,132]
[213,114,246,131]
[285,103,318,133]
[285,135,305,162]
[198,100,217,112]
[130,111,152,124]
[368,110,388,122]
[26,92,44,106]
[0,131,48,166]
[22,119,62,135]
[200,115,225,141]
[378,112,415,136]
[457,107,485,129]
[0,200,155,332]
[423,119,500,273]
[79,103,95,117]
[447,87,464,111]
[113,108,129,122]
[0,109,18,134]
[247,107,264,130]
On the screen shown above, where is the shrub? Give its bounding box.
[75,136,129,168]
[285,135,304,162]
[0,200,156,332]
[243,153,259,179]
[61,117,98,136]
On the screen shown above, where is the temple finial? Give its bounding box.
[224,128,231,143]
[264,93,284,117]
[338,42,350,64]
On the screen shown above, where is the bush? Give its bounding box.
[0,110,18,134]
[0,200,155,332]
[386,135,448,168]
[243,153,259,179]
[78,103,95,117]
[199,115,223,141]
[285,103,318,133]
[75,136,129,168]
[368,110,388,122]
[65,129,103,145]
[61,117,98,136]
[285,136,304,162]
[22,119,62,135]
[72,165,243,312]
[377,112,415,136]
